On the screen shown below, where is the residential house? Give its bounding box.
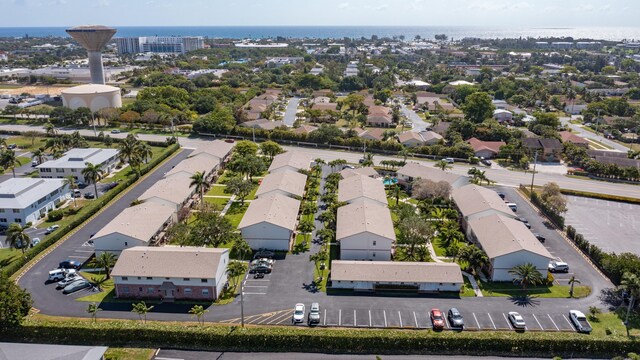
[330,261,463,292]
[92,202,176,256]
[164,152,221,181]
[451,184,516,236]
[112,246,229,301]
[255,170,307,199]
[467,214,553,282]
[238,193,301,250]
[398,131,443,147]
[268,151,312,174]
[340,166,379,179]
[37,148,119,181]
[431,121,452,137]
[0,178,71,226]
[559,131,589,148]
[467,137,506,159]
[291,124,318,135]
[190,140,235,163]
[337,202,395,261]
[493,109,513,123]
[240,119,285,130]
[366,111,393,128]
[397,162,469,189]
[359,128,386,141]
[138,172,195,212]
[522,138,563,162]
[338,175,388,207]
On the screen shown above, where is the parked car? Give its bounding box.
[62,279,92,294]
[253,273,265,279]
[358,158,365,164]
[30,238,41,247]
[480,158,492,166]
[506,202,518,212]
[45,225,59,234]
[342,165,355,170]
[443,158,455,164]
[73,189,82,198]
[249,264,272,274]
[569,310,592,334]
[497,192,506,200]
[549,261,569,273]
[430,308,446,330]
[254,249,275,259]
[31,160,39,167]
[59,260,82,269]
[84,192,95,199]
[48,269,67,282]
[110,129,121,134]
[447,308,464,329]
[251,258,275,267]
[7,144,17,149]
[533,233,546,243]
[104,181,119,190]
[56,273,80,289]
[515,217,531,229]
[292,303,305,324]
[308,302,321,325]
[508,312,526,329]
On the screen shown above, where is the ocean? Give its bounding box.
[1,26,640,41]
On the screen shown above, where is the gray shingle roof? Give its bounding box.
[238,193,301,231]
[336,202,395,241]
[338,175,388,205]
[452,184,514,219]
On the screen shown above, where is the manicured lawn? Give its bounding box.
[313,244,331,292]
[0,247,22,268]
[75,272,115,303]
[479,281,591,298]
[204,197,229,207]
[431,240,448,257]
[291,233,310,254]
[225,202,249,228]
[99,145,166,184]
[206,185,228,196]
[104,348,155,360]
[460,277,476,297]
[245,183,259,200]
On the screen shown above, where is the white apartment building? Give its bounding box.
[0,178,71,225]
[37,148,119,183]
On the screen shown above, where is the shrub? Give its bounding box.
[47,210,64,222]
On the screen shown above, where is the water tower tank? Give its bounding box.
[66,25,117,84]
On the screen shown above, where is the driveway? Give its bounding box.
[282,97,301,127]
[399,103,429,132]
[17,149,190,315]
[560,116,628,152]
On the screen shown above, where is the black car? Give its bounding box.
[497,192,506,200]
[533,233,546,242]
[84,192,95,199]
[480,158,492,166]
[516,217,531,229]
[59,260,82,269]
[448,308,464,329]
[249,265,272,274]
[254,249,275,259]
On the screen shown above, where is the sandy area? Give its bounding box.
[0,85,73,96]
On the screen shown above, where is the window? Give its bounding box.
[0,218,6,223]
[56,169,64,173]
[137,277,141,280]
[122,287,130,293]
[184,288,192,294]
[202,288,209,295]
[201,279,208,283]
[121,277,128,281]
[147,287,154,294]
[138,287,143,292]
[183,278,190,281]
[12,209,20,213]
[372,252,376,257]
[165,277,170,280]
[15,219,21,223]
[124,242,128,246]
[372,240,376,246]
[146,277,152,280]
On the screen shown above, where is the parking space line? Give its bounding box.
[473,313,480,329]
[383,310,387,327]
[398,311,403,328]
[266,311,291,325]
[274,313,293,325]
[413,311,418,328]
[488,313,497,329]
[353,310,357,326]
[369,310,372,327]
[444,315,450,329]
[323,309,326,326]
[339,309,342,326]
[242,292,267,295]
[502,313,512,330]
[547,314,560,331]
[532,314,543,330]
[562,314,576,331]
[244,285,268,288]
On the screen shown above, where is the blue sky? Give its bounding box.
[3,0,638,27]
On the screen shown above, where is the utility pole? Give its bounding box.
[91,112,97,136]
[252,127,256,143]
[530,150,538,196]
[240,278,245,328]
[595,109,601,135]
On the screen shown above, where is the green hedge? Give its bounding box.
[520,186,565,229]
[560,189,640,205]
[3,143,180,277]
[2,318,639,357]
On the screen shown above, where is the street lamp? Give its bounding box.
[240,277,246,328]
[529,150,538,195]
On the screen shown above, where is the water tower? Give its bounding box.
[65,25,117,85]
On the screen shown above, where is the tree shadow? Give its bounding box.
[599,287,625,311]
[509,294,541,307]
[302,281,320,294]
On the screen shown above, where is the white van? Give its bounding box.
[48,269,66,282]
[506,203,517,212]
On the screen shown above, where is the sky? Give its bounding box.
[2,0,639,27]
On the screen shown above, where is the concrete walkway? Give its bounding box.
[283,97,301,127]
[220,195,237,215]
[462,271,483,297]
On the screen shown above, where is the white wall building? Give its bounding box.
[255,170,307,199]
[268,151,312,174]
[337,202,395,261]
[37,148,119,182]
[138,173,195,212]
[338,175,388,207]
[0,178,70,226]
[451,184,517,236]
[238,193,301,251]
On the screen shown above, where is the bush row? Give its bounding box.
[520,186,565,229]
[0,129,172,148]
[3,318,639,357]
[3,143,180,277]
[560,189,640,205]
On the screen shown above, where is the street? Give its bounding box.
[399,103,429,132]
[282,97,301,127]
[559,116,628,152]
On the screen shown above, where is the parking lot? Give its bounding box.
[564,195,640,254]
[219,306,578,332]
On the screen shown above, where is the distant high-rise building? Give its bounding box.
[115,36,204,55]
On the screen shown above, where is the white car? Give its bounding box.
[508,312,526,329]
[56,273,80,289]
[292,303,305,324]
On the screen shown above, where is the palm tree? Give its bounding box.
[434,221,464,254]
[361,153,374,167]
[63,175,78,208]
[131,301,154,324]
[90,252,117,279]
[81,162,105,199]
[44,122,57,137]
[31,148,45,166]
[91,276,108,291]
[434,159,452,172]
[189,304,209,325]
[315,228,335,246]
[6,223,30,254]
[297,218,315,245]
[456,245,488,276]
[1,150,22,178]
[310,251,328,281]
[231,237,251,260]
[118,134,139,164]
[190,171,207,207]
[508,263,544,291]
[620,272,640,331]
[226,261,246,292]
[568,275,581,298]
[398,148,410,163]
[135,142,153,164]
[87,303,102,323]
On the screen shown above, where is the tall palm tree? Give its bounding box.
[6,223,30,254]
[189,305,209,325]
[86,303,102,323]
[508,263,544,291]
[568,276,581,298]
[310,251,328,281]
[456,245,488,276]
[63,175,78,208]
[90,252,117,279]
[135,142,153,164]
[131,301,154,324]
[362,153,374,167]
[1,150,22,178]
[226,261,246,292]
[82,162,105,199]
[118,134,139,164]
[44,122,57,137]
[434,159,452,172]
[189,171,207,207]
[620,272,640,330]
[398,148,410,163]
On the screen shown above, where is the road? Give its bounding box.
[1,123,638,199]
[559,116,628,152]
[399,103,429,132]
[282,97,301,127]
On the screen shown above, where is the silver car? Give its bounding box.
[56,273,80,289]
[508,312,526,329]
[62,279,92,294]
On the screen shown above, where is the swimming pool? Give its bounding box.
[383,178,398,186]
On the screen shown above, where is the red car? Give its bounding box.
[430,308,445,330]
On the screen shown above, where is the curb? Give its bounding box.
[13,148,183,283]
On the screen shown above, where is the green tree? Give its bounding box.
[398,148,410,163]
[63,175,78,208]
[260,141,284,161]
[31,148,45,165]
[190,171,207,207]
[397,214,433,261]
[225,176,254,205]
[434,159,452,171]
[131,301,154,324]
[456,244,488,276]
[361,153,374,167]
[6,223,30,254]
[316,228,335,245]
[234,140,258,157]
[81,162,105,199]
[462,92,495,123]
[135,142,153,164]
[1,150,22,178]
[231,236,251,260]
[89,252,117,279]
[0,273,32,331]
[620,272,640,330]
[87,303,102,323]
[118,134,140,164]
[508,263,544,290]
[187,204,234,247]
[297,218,316,245]
[568,276,581,298]
[189,304,209,325]
[310,251,328,281]
[226,261,246,292]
